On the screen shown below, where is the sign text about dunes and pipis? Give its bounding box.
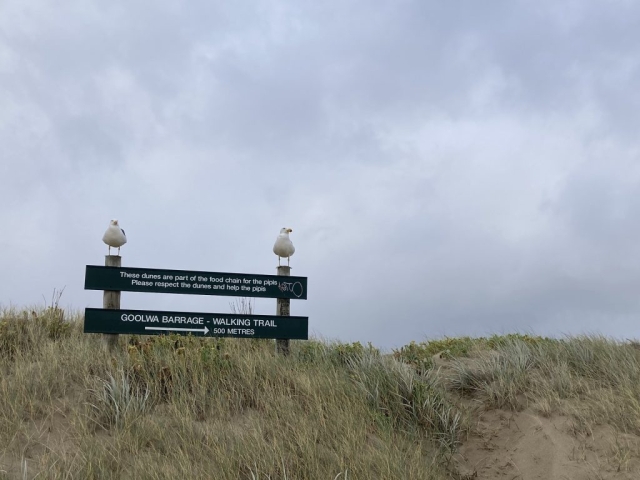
[85,266,307,299]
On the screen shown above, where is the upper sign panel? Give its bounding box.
[85,265,307,300]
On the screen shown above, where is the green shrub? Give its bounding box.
[332,341,380,366]
[296,340,381,367]
[393,337,479,366]
[392,341,435,373]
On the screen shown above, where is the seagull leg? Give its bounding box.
[117,246,121,255]
[108,245,111,255]
[288,257,290,266]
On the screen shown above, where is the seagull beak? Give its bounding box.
[287,228,293,233]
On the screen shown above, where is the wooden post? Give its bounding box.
[103,255,121,352]
[276,265,291,356]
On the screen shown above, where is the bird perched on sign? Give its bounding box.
[102,219,127,255]
[273,228,295,266]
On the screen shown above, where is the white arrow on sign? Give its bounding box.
[145,326,209,335]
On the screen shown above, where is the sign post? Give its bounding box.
[103,255,121,352]
[84,264,308,350]
[276,266,291,355]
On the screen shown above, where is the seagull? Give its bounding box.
[102,219,127,255]
[273,228,295,266]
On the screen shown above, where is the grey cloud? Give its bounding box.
[1,0,640,348]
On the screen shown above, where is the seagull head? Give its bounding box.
[280,227,293,234]
[111,219,119,226]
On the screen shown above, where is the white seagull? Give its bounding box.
[273,228,295,266]
[102,219,127,255]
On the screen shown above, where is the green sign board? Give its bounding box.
[84,308,308,339]
[85,266,307,300]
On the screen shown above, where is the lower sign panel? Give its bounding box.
[84,308,308,340]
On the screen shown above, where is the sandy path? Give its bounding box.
[456,409,639,479]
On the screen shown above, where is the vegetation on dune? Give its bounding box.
[0,307,458,479]
[393,333,640,436]
[1,306,639,478]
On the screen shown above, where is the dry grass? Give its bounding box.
[0,307,459,479]
[439,335,640,436]
[1,307,640,478]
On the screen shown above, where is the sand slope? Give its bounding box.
[455,409,640,479]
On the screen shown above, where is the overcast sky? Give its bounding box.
[1,1,640,349]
